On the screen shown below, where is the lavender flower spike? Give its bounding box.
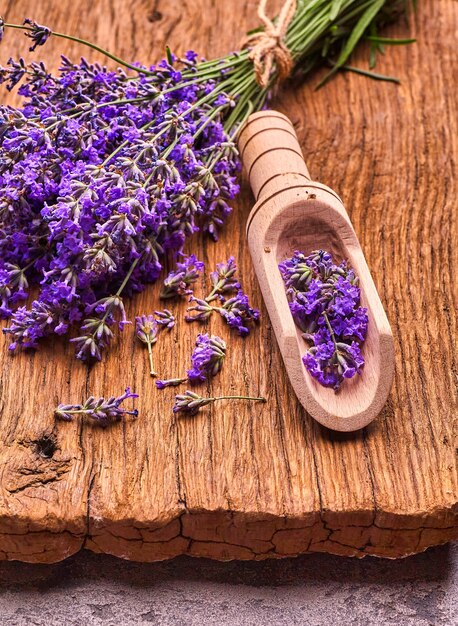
[156,377,187,389]
[185,296,214,322]
[161,255,204,299]
[173,390,266,416]
[135,315,159,376]
[55,388,138,426]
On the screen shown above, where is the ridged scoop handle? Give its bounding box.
[238,111,311,202]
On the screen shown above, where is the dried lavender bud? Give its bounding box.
[279,250,368,391]
[156,378,187,389]
[173,390,266,416]
[23,19,52,52]
[154,309,175,330]
[160,255,204,299]
[135,315,159,377]
[55,387,138,426]
[172,391,213,415]
[185,296,214,322]
[206,256,240,302]
[156,333,226,388]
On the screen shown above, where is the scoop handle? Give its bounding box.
[237,111,311,202]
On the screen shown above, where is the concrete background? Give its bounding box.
[0,544,456,625]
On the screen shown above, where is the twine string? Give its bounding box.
[242,0,297,89]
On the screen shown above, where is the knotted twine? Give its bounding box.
[242,0,297,89]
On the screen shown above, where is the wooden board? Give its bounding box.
[0,0,456,563]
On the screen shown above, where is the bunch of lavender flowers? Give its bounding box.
[0,5,411,360]
[279,250,368,391]
[55,387,138,425]
[0,36,240,362]
[156,333,226,388]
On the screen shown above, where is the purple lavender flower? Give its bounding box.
[55,387,138,426]
[155,378,186,389]
[185,289,259,336]
[185,296,214,322]
[217,290,260,336]
[135,315,159,376]
[0,43,240,360]
[173,390,266,416]
[173,391,214,415]
[156,333,226,388]
[206,256,240,302]
[154,309,175,330]
[23,19,52,52]
[160,255,204,299]
[279,250,368,391]
[2,302,54,350]
[1,57,27,91]
[187,333,226,382]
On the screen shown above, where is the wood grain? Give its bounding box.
[0,0,456,562]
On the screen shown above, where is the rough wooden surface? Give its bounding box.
[0,0,456,563]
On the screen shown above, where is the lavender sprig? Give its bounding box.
[135,315,159,377]
[156,333,226,388]
[279,250,368,391]
[23,19,51,51]
[55,387,138,426]
[173,390,266,416]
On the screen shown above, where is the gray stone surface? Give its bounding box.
[0,543,456,625]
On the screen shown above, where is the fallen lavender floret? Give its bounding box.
[184,296,214,323]
[173,390,266,416]
[135,315,159,376]
[154,309,175,330]
[279,250,368,391]
[160,255,204,299]
[216,290,260,336]
[205,256,240,302]
[187,333,226,382]
[156,333,226,388]
[55,387,138,425]
[185,290,259,336]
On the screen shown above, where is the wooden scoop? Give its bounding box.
[238,111,395,432]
